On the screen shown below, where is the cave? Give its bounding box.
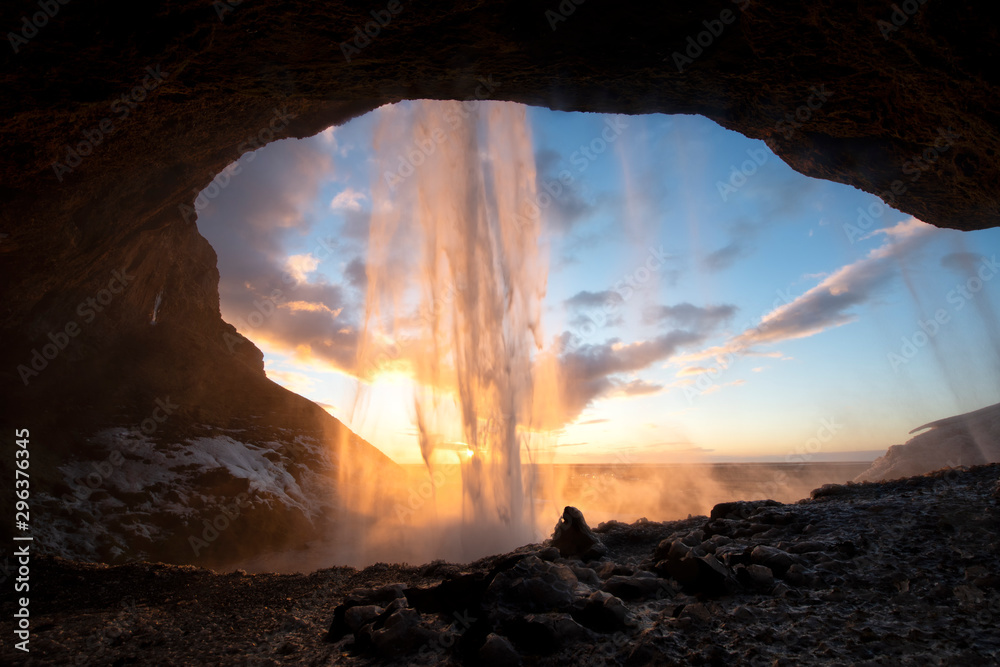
[3,0,1000,550]
[3,1,1000,663]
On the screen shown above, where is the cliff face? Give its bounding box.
[1,0,999,563]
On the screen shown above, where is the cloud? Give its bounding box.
[702,241,749,272]
[576,418,609,426]
[678,217,939,364]
[569,312,624,330]
[644,303,737,330]
[330,187,367,211]
[614,379,664,396]
[677,366,710,377]
[565,290,625,311]
[555,329,709,424]
[285,253,320,284]
[564,290,625,330]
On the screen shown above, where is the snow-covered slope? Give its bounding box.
[32,424,381,568]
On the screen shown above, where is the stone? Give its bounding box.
[371,608,436,658]
[745,564,775,589]
[572,590,631,633]
[571,565,602,586]
[479,633,522,667]
[487,555,579,612]
[601,574,665,601]
[751,545,795,575]
[785,541,830,555]
[502,613,589,654]
[537,546,561,561]
[550,506,607,560]
[710,500,782,520]
[661,553,736,597]
[344,605,383,632]
[679,602,712,622]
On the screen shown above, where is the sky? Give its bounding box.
[194,102,1000,465]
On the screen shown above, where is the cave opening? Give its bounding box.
[192,100,1000,569]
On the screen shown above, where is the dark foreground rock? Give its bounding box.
[2,464,999,665]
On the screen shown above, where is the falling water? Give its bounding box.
[354,100,555,559]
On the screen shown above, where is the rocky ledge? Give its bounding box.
[2,464,998,665]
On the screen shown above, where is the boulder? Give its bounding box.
[479,633,522,667]
[550,506,607,560]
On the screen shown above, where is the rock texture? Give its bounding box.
[857,401,1000,482]
[3,1,1000,560]
[3,464,998,665]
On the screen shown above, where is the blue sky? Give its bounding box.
[195,102,1000,465]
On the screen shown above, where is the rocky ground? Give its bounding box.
[3,464,999,666]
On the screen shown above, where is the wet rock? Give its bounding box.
[681,530,705,546]
[653,538,691,563]
[327,592,403,642]
[571,590,631,633]
[772,582,794,598]
[751,545,795,575]
[784,540,830,555]
[371,608,437,658]
[502,613,589,653]
[594,560,617,580]
[479,633,522,667]
[710,499,782,520]
[737,564,774,590]
[404,571,490,614]
[784,563,811,586]
[487,556,579,612]
[550,506,607,560]
[344,605,383,632]
[537,546,561,561]
[571,565,602,586]
[659,553,736,597]
[679,601,712,622]
[811,483,854,499]
[601,573,664,601]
